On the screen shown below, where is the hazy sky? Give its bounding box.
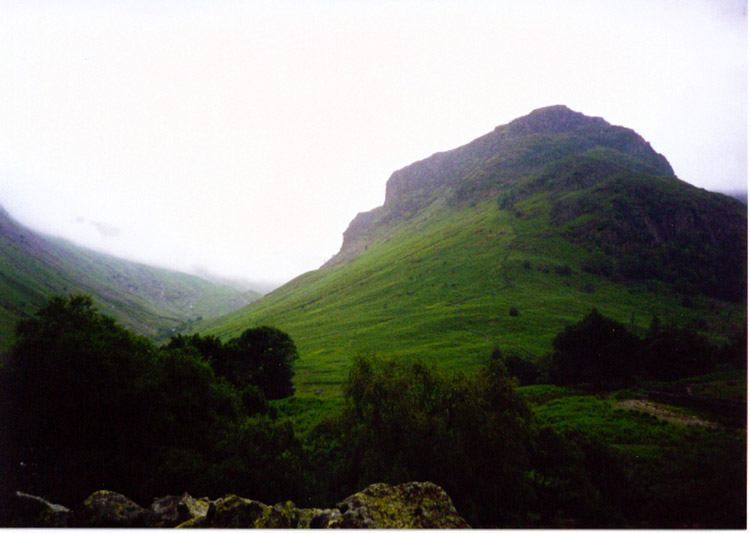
[1,1,747,286]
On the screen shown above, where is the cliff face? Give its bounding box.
[326,105,675,267]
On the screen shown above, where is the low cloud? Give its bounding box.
[75,217,121,238]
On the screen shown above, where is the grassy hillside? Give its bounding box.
[200,197,743,398]
[198,106,746,399]
[0,206,259,353]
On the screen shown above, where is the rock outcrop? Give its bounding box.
[79,490,155,527]
[6,481,470,528]
[325,104,676,268]
[8,491,73,527]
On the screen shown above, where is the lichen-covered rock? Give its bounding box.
[79,490,154,527]
[149,493,209,527]
[178,494,269,528]
[60,481,468,528]
[175,482,469,528]
[9,491,73,527]
[332,482,470,528]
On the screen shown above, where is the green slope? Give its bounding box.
[0,206,260,353]
[198,106,747,398]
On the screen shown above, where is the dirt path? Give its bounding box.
[616,399,719,429]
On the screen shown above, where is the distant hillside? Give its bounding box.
[0,206,259,353]
[717,189,748,204]
[198,105,747,397]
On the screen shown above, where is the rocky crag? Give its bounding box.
[8,481,470,528]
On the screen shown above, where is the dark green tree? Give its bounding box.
[224,326,299,400]
[0,295,303,510]
[315,355,537,527]
[641,318,716,380]
[549,308,640,388]
[0,295,163,505]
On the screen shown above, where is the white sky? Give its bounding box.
[1,0,747,286]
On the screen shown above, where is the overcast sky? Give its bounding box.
[1,1,747,286]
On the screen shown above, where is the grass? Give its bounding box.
[0,208,258,353]
[197,198,744,403]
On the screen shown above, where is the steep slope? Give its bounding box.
[200,106,747,397]
[0,206,259,352]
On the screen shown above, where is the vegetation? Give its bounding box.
[0,295,299,508]
[1,107,745,528]
[524,386,746,528]
[0,296,745,528]
[194,108,745,398]
[547,309,740,388]
[0,206,259,353]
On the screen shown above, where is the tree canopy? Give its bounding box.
[0,295,301,508]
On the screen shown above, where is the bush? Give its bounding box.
[0,295,303,508]
[169,327,299,401]
[549,308,640,388]
[504,354,541,385]
[315,356,537,526]
[640,317,716,380]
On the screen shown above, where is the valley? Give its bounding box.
[0,206,260,352]
[194,106,746,399]
[1,105,746,528]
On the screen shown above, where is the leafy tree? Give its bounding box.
[504,353,541,385]
[549,308,640,388]
[0,296,164,504]
[224,326,299,399]
[170,328,299,401]
[0,295,303,510]
[640,317,716,380]
[312,355,538,526]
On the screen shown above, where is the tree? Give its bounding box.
[224,326,299,400]
[549,308,640,388]
[167,328,299,401]
[0,295,162,504]
[641,318,716,380]
[325,355,537,527]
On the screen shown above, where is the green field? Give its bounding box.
[198,198,744,399]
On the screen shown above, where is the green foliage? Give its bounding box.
[168,327,299,401]
[504,353,541,385]
[307,356,537,526]
[526,386,746,528]
[226,327,299,400]
[0,295,302,509]
[303,355,637,527]
[641,317,716,380]
[549,308,641,388]
[549,309,726,388]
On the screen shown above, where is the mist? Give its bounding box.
[1,1,746,285]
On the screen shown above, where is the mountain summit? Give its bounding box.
[329,105,676,267]
[204,105,746,396]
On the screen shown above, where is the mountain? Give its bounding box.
[197,105,747,397]
[0,206,259,353]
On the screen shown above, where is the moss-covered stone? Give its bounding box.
[149,493,209,527]
[332,482,470,528]
[79,490,153,527]
[178,494,269,528]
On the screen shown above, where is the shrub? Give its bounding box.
[0,295,303,508]
[323,356,537,527]
[549,308,640,388]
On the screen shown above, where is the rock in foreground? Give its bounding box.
[7,481,470,528]
[179,481,469,528]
